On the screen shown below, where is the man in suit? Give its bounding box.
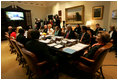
[109,26,117,55]
[94,23,103,36]
[79,26,90,44]
[16,29,27,45]
[74,24,81,35]
[64,25,76,39]
[8,26,13,36]
[43,25,48,33]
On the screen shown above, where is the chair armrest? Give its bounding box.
[36,61,47,66]
[80,56,95,66]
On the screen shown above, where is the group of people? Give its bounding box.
[7,22,117,77]
[35,15,60,30]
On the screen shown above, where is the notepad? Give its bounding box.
[48,43,57,47]
[67,39,76,42]
[39,39,51,43]
[63,48,76,54]
[54,44,63,48]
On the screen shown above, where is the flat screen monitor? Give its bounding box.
[6,11,24,20]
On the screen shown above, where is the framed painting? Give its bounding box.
[65,5,84,24]
[112,10,117,19]
[92,6,104,20]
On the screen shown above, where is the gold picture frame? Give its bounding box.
[92,6,104,20]
[65,5,84,24]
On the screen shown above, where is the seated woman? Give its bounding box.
[47,24,54,35]
[83,31,110,59]
[25,30,56,71]
[16,29,27,45]
[54,26,61,36]
[10,28,16,39]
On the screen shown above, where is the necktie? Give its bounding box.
[65,31,70,38]
[80,33,85,41]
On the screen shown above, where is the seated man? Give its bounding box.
[64,25,76,39]
[94,23,103,36]
[43,25,48,33]
[16,29,27,45]
[79,26,90,44]
[54,26,61,36]
[74,24,81,35]
[25,30,56,72]
[83,31,110,59]
[109,26,117,55]
[8,26,13,36]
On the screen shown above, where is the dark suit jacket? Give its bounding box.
[79,32,90,44]
[64,30,76,39]
[16,34,27,45]
[25,39,55,63]
[109,30,117,44]
[84,45,103,59]
[43,28,48,33]
[95,27,103,35]
[74,27,81,34]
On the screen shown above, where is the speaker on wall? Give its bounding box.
[48,15,53,20]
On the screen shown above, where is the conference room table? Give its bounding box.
[38,34,89,56]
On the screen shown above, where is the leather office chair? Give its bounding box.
[75,42,112,79]
[21,48,57,79]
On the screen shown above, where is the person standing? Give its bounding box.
[55,15,60,28]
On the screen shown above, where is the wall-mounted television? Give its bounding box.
[6,11,24,20]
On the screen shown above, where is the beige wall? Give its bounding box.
[108,1,117,31]
[47,1,115,31]
[1,3,48,28]
[1,1,117,31]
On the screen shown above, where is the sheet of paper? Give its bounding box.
[48,43,57,47]
[54,44,63,48]
[68,43,89,51]
[39,39,51,43]
[67,39,76,42]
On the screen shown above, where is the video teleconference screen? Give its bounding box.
[6,11,24,20]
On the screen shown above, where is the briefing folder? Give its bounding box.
[63,48,76,54]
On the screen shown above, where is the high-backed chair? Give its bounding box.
[5,35,16,54]
[10,39,24,65]
[75,42,112,79]
[21,48,57,79]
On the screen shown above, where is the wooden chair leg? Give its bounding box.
[100,67,105,79]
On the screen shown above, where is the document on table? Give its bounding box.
[67,39,76,42]
[68,43,89,51]
[63,47,76,54]
[48,43,57,47]
[62,43,89,54]
[54,44,63,48]
[39,39,51,43]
